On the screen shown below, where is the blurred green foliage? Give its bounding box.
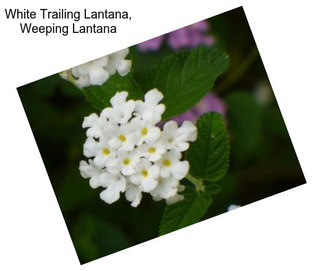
[17,7,305,264]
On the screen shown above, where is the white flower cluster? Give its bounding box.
[60,48,131,88]
[79,89,197,207]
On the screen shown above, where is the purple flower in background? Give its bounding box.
[137,20,215,52]
[172,92,226,125]
[137,36,164,52]
[168,21,215,50]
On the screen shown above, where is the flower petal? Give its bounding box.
[99,175,126,204]
[110,91,128,107]
[144,88,164,105]
[82,113,99,128]
[83,137,100,157]
[168,149,182,161]
[122,166,135,176]
[166,193,184,205]
[171,160,189,179]
[174,142,189,152]
[109,137,121,150]
[141,177,158,192]
[88,66,110,85]
[162,121,178,138]
[176,120,197,142]
[130,173,142,185]
[146,127,161,142]
[125,184,142,207]
[93,154,107,168]
[116,59,132,76]
[89,175,101,189]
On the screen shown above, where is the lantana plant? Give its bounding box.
[60,45,230,235]
[79,89,197,207]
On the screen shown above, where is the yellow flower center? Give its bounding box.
[118,134,126,142]
[141,127,148,136]
[122,158,131,165]
[148,147,156,153]
[141,169,148,178]
[162,159,171,167]
[102,148,110,155]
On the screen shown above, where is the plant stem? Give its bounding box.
[186,174,205,192]
[217,47,259,93]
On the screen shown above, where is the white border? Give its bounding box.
[0,0,322,270]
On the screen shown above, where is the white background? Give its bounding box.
[0,0,322,270]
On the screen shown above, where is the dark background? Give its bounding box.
[17,7,305,264]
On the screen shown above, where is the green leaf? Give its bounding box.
[82,73,142,111]
[135,47,229,119]
[129,45,173,76]
[159,186,212,235]
[205,183,222,195]
[186,112,230,182]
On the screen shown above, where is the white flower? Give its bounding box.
[82,113,118,139]
[108,122,138,151]
[99,172,126,204]
[157,150,189,179]
[105,48,132,76]
[59,48,132,88]
[71,56,110,87]
[138,140,166,162]
[79,160,104,189]
[161,120,197,151]
[166,185,185,205]
[135,89,166,124]
[82,113,102,138]
[131,117,161,145]
[150,176,180,200]
[101,91,136,124]
[125,183,142,207]
[130,159,159,192]
[60,69,92,89]
[117,150,140,176]
[83,137,117,169]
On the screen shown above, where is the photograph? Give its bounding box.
[17,7,306,264]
